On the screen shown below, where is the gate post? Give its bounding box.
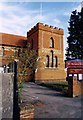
[67,76,81,97]
[73,76,81,97]
[67,76,73,97]
[13,61,20,120]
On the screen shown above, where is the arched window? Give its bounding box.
[31,39,33,49]
[2,47,4,56]
[51,50,53,67]
[55,56,58,67]
[14,47,16,56]
[0,47,4,56]
[18,48,20,57]
[50,37,54,48]
[46,55,49,67]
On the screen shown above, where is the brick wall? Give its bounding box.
[27,23,66,82]
[68,76,83,97]
[20,105,34,119]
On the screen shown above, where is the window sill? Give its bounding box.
[0,55,3,57]
[45,67,58,69]
[49,47,54,48]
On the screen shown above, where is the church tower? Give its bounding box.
[27,23,66,83]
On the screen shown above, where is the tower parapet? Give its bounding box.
[27,22,64,37]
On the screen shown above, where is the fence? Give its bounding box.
[0,61,20,119]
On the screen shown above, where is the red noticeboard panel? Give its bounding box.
[68,68,83,74]
[66,62,83,68]
[66,60,83,74]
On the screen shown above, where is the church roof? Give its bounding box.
[0,33,27,47]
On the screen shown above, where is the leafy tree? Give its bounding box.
[66,8,83,60]
[10,43,38,83]
[79,8,83,59]
[9,43,38,102]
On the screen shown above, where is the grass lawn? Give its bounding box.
[38,81,68,96]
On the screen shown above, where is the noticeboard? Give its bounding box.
[66,61,83,68]
[68,68,83,74]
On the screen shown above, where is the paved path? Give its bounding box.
[21,82,82,119]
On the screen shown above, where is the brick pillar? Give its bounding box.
[81,82,83,95]
[68,76,82,97]
[68,76,73,97]
[68,76,81,97]
[73,76,81,97]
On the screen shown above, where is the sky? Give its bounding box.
[0,1,82,58]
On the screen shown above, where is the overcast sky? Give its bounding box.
[0,2,81,58]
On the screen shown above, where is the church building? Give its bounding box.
[0,22,66,82]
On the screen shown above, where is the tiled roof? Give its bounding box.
[0,33,27,47]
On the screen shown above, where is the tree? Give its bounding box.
[9,43,38,103]
[79,8,83,59]
[10,43,38,83]
[66,8,83,60]
[18,47,37,83]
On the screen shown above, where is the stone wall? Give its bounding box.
[0,73,14,119]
